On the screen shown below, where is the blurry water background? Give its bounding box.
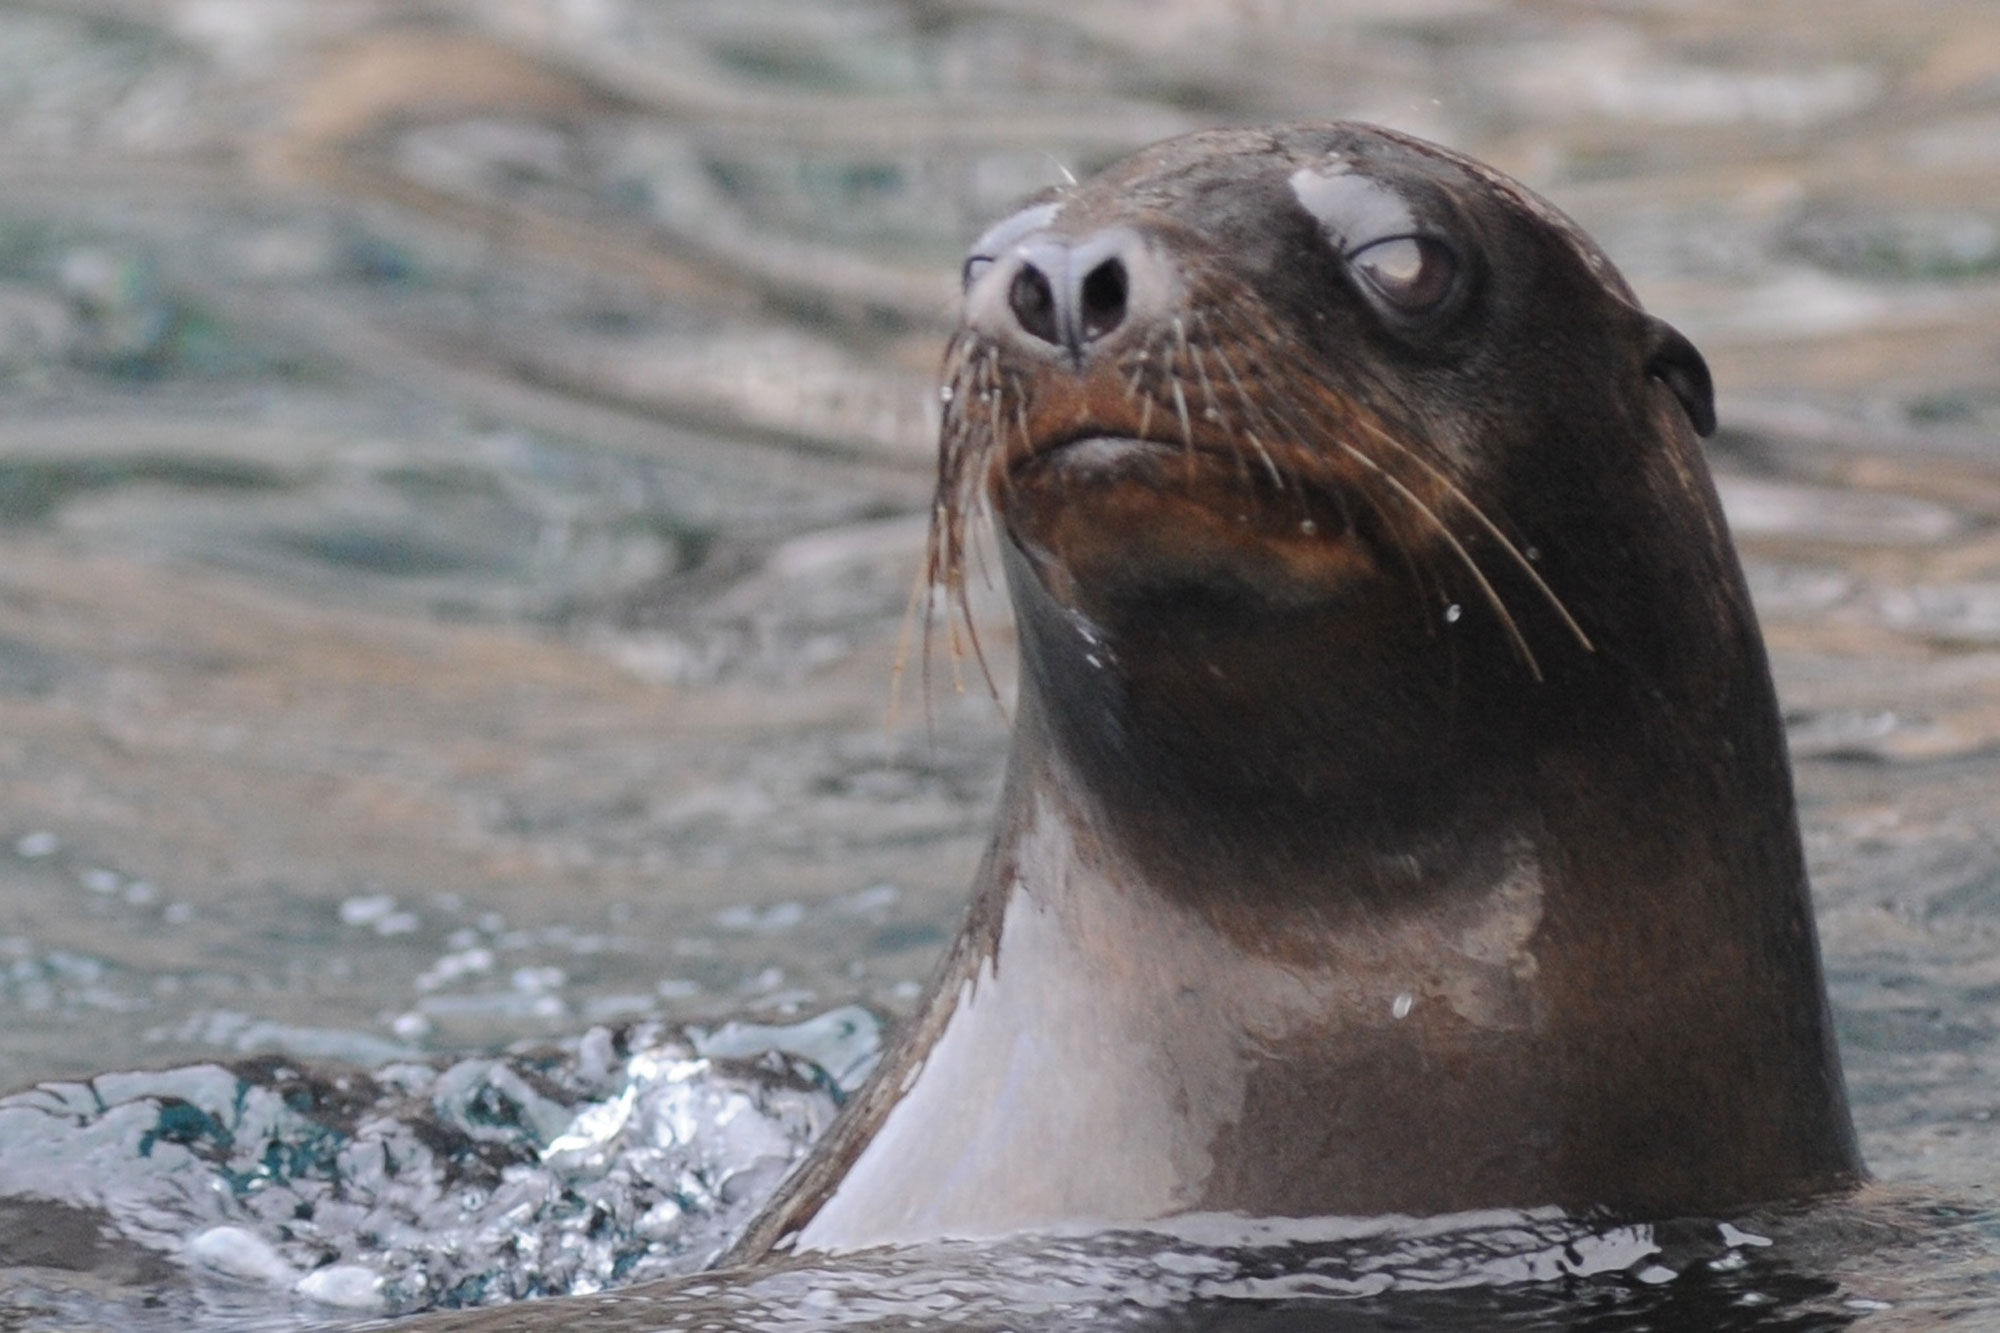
[0,0,1996,1328]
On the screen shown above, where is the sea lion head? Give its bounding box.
[927,122,1737,895]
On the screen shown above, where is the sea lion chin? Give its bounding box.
[728,121,1862,1260]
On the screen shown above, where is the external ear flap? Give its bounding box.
[1644,317,1716,437]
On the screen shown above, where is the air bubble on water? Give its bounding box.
[835,883,900,916]
[691,1005,883,1092]
[417,946,495,991]
[15,831,59,859]
[0,1015,861,1319]
[512,965,567,995]
[715,902,805,933]
[295,1263,387,1310]
[186,1225,301,1284]
[339,894,399,927]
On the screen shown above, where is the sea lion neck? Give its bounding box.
[999,528,1535,912]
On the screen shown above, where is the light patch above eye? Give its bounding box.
[1290,159,1461,320]
[1288,162,1417,252]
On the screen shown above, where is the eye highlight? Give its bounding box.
[1348,236,1458,315]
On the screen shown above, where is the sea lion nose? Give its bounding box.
[997,231,1140,357]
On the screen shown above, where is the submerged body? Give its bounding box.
[731,122,1861,1260]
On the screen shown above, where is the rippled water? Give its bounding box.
[0,0,1997,1328]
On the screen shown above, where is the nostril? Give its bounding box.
[1008,262,1061,346]
[1078,257,1128,342]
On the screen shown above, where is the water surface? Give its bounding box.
[0,0,1998,1327]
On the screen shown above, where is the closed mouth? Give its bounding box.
[1003,429,1357,543]
[1016,433,1173,474]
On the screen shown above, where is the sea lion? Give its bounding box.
[729,122,1862,1261]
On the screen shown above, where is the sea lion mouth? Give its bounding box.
[1010,432,1173,477]
[1004,429,1357,541]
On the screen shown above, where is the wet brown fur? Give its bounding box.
[735,122,1861,1262]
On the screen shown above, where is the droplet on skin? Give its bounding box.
[1391,992,1414,1020]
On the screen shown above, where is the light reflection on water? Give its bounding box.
[0,0,1996,1327]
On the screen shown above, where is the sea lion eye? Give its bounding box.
[1348,236,1457,314]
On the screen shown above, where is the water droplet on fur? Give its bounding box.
[938,384,954,403]
[1444,604,1463,623]
[1392,993,1414,1019]
[1300,519,1317,535]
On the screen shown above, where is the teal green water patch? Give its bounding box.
[374,464,512,504]
[268,528,479,580]
[1786,207,2000,281]
[0,455,288,525]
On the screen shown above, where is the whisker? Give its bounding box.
[1165,319,1198,483]
[888,529,934,735]
[1349,414,1593,654]
[1200,317,1285,489]
[1181,327,1252,487]
[1124,345,1150,405]
[1330,438,1542,680]
[1227,369,1519,666]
